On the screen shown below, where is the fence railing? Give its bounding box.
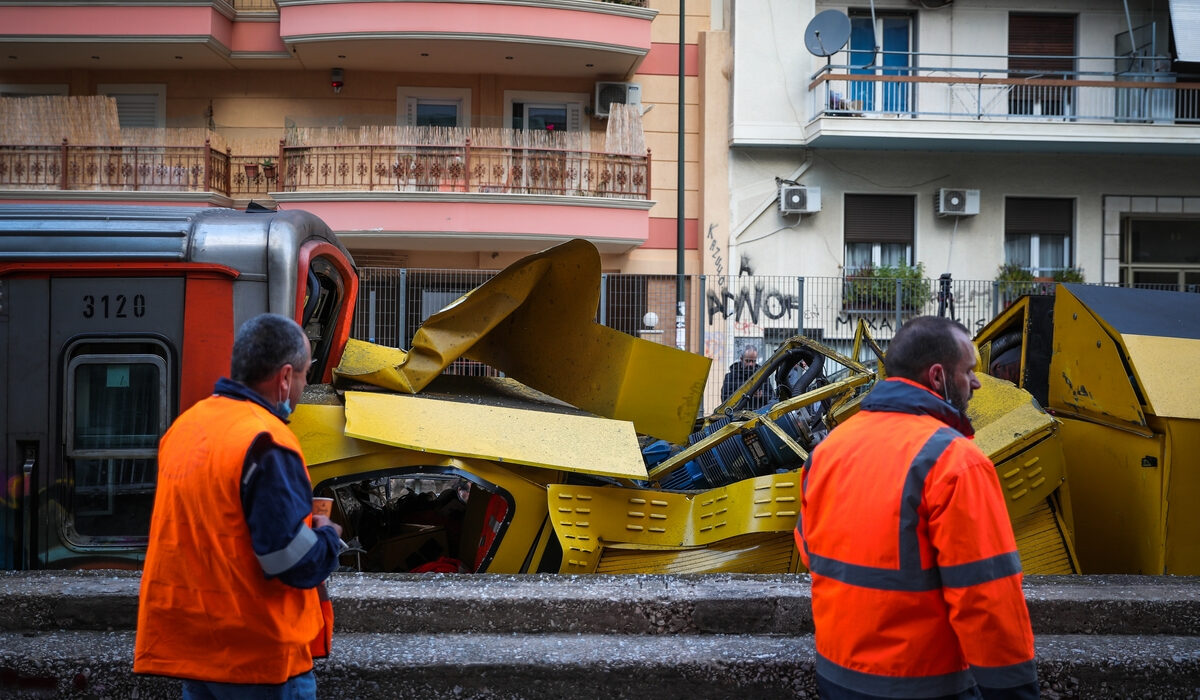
[281,142,650,199]
[0,140,230,194]
[0,141,650,201]
[811,51,1200,124]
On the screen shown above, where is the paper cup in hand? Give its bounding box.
[312,497,333,518]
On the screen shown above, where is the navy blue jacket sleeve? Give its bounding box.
[240,433,341,589]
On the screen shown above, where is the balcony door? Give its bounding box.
[1008,13,1076,118]
[504,91,585,195]
[849,13,912,114]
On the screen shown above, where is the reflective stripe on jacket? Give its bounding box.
[134,395,324,684]
[797,378,1037,698]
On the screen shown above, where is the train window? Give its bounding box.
[62,341,170,544]
[303,256,348,383]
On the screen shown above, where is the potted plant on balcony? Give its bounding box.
[260,159,277,180]
[1052,267,1084,283]
[996,262,1036,308]
[842,262,931,313]
[244,161,260,180]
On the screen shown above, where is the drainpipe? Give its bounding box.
[726,150,814,285]
[723,151,814,367]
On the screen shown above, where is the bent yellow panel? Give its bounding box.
[289,403,384,467]
[332,239,709,443]
[342,391,648,480]
[550,472,801,574]
[1049,290,1148,433]
[1119,335,1200,419]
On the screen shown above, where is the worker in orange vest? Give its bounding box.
[797,316,1038,699]
[135,313,343,699]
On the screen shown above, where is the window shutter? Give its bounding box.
[404,97,418,127]
[844,194,915,243]
[1005,198,1073,235]
[567,102,583,132]
[1008,14,1076,74]
[110,93,161,128]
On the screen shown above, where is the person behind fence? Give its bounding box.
[134,313,343,700]
[720,345,771,409]
[796,316,1038,699]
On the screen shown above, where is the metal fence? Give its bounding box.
[281,143,649,199]
[811,50,1200,125]
[0,141,229,193]
[350,270,1173,414]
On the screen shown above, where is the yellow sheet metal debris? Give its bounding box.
[333,239,710,444]
[342,391,649,480]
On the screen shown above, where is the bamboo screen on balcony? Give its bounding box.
[0,96,229,192]
[281,119,649,198]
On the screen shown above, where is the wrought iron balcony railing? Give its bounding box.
[280,141,650,199]
[0,140,650,201]
[811,51,1200,125]
[0,140,230,195]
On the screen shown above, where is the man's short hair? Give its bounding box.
[884,316,972,382]
[741,345,758,358]
[230,313,309,385]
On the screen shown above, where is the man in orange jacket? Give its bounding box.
[134,313,343,699]
[797,316,1039,699]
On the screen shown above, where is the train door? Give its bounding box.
[47,276,185,568]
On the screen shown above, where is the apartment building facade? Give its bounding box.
[721,0,1200,345]
[0,0,728,298]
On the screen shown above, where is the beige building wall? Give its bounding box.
[1,0,722,278]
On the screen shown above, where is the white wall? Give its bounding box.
[726,0,1186,284]
[728,148,1200,284]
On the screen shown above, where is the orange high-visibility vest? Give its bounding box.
[797,378,1036,697]
[134,395,326,684]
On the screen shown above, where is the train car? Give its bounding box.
[0,204,357,570]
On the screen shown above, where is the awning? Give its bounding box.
[1169,0,1200,62]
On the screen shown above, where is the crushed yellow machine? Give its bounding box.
[976,284,1200,575]
[293,239,1079,576]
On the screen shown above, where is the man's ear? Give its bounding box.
[277,362,293,395]
[927,363,945,395]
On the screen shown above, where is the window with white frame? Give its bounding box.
[1005,197,1073,276]
[397,87,471,128]
[97,84,166,128]
[844,194,915,272]
[504,91,585,133]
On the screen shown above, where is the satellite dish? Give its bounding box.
[804,9,852,58]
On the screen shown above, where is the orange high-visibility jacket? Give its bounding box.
[134,395,325,684]
[797,378,1037,697]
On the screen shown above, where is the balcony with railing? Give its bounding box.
[0,121,654,251]
[807,51,1200,154]
[274,0,655,78]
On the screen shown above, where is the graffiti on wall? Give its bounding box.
[705,223,725,280]
[707,284,801,325]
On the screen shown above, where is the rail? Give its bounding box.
[810,51,1200,124]
[280,141,650,199]
[0,140,230,195]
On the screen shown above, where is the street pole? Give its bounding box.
[675,0,687,350]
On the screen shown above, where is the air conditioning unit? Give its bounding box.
[935,188,980,216]
[780,185,821,215]
[594,81,642,118]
